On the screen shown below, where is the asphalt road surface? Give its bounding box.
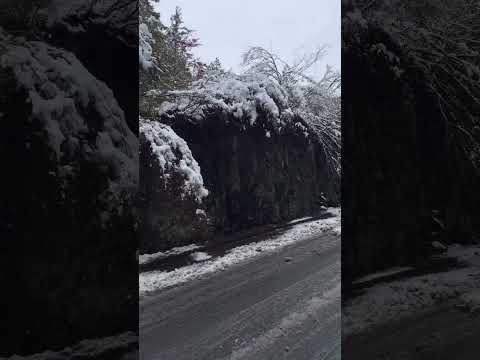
[140,232,340,360]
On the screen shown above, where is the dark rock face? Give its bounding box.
[166,111,340,235]
[342,18,480,289]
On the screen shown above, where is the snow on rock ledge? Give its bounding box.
[140,117,208,203]
[156,73,299,132]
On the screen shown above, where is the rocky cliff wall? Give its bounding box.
[166,111,340,234]
[342,16,480,289]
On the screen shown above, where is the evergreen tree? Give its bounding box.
[165,7,199,88]
[140,1,199,116]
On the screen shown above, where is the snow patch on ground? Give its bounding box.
[332,225,341,236]
[140,208,340,296]
[343,244,480,335]
[139,244,202,265]
[8,332,137,359]
[287,216,313,225]
[352,266,414,284]
[190,251,212,262]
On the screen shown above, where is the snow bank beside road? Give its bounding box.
[139,244,202,265]
[140,208,340,296]
[190,251,212,262]
[343,244,480,335]
[8,332,137,359]
[352,266,414,284]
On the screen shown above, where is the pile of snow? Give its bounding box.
[0,29,138,197]
[140,118,208,203]
[139,244,202,265]
[140,208,340,296]
[343,244,480,335]
[287,216,314,225]
[157,72,304,132]
[8,332,137,359]
[190,251,212,262]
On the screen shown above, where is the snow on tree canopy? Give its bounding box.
[0,28,138,194]
[154,69,341,177]
[139,0,163,71]
[139,21,154,69]
[140,117,208,203]
[154,70,341,175]
[45,0,137,44]
[156,72,295,130]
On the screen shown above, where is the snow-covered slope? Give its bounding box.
[343,244,480,335]
[8,332,137,360]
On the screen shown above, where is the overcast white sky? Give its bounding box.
[155,0,340,80]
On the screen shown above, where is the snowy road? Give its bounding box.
[140,231,340,360]
[343,304,480,360]
[343,244,480,359]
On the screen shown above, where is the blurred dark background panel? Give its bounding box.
[342,0,480,358]
[0,0,138,357]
